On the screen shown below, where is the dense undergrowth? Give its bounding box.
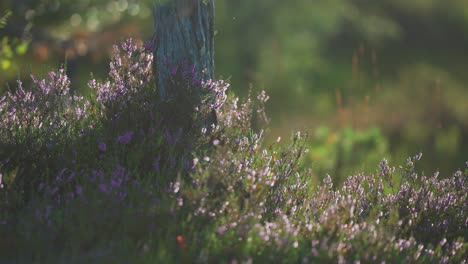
[0,39,467,263]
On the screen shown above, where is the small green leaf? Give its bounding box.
[0,10,12,28]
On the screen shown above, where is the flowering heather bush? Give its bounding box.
[89,39,154,109]
[0,69,89,140]
[176,132,467,263]
[0,39,466,263]
[0,69,90,196]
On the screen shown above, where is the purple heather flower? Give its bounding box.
[110,165,128,189]
[88,79,97,89]
[117,191,127,200]
[379,158,395,177]
[75,185,83,196]
[98,183,109,193]
[143,39,153,51]
[117,131,134,145]
[50,187,59,195]
[98,142,107,152]
[66,171,75,182]
[201,79,229,110]
[111,178,123,189]
[31,69,71,96]
[38,182,46,191]
[121,38,137,56]
[171,65,179,76]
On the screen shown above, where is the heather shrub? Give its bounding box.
[0,39,466,263]
[173,140,467,263]
[0,69,90,201]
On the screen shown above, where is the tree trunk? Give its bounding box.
[152,0,215,102]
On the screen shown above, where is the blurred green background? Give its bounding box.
[1,0,467,180]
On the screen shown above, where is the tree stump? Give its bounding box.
[152,0,217,170]
[152,0,215,102]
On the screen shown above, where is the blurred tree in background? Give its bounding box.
[0,10,29,78]
[0,0,153,92]
[1,0,467,180]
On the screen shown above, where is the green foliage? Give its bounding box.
[0,11,11,28]
[375,64,468,174]
[212,1,468,180]
[0,10,29,73]
[309,126,389,182]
